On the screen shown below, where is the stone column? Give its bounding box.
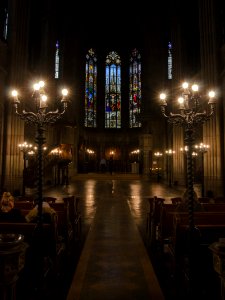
[173,126,186,186]
[139,134,152,175]
[199,0,224,195]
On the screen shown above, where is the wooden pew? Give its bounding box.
[214,196,225,203]
[146,197,155,239]
[63,196,82,243]
[15,195,35,202]
[14,201,34,210]
[0,220,65,278]
[158,203,178,246]
[49,201,73,251]
[198,197,210,203]
[146,196,165,247]
[171,197,182,205]
[43,196,57,203]
[202,203,225,212]
[169,212,225,259]
[14,201,35,217]
[158,204,225,254]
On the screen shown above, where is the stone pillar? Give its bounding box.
[3,1,30,193]
[139,134,152,175]
[173,126,186,186]
[199,0,224,196]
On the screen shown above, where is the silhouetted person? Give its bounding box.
[100,157,106,172]
[109,156,113,175]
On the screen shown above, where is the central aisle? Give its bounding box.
[66,191,165,300]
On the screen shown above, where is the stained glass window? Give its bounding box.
[55,41,60,79]
[0,1,8,41]
[3,8,8,40]
[105,51,121,129]
[129,49,141,128]
[85,49,97,127]
[168,42,172,79]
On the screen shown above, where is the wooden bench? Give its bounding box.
[14,201,34,210]
[146,196,165,246]
[49,201,73,251]
[158,205,225,252]
[214,196,225,203]
[0,220,66,279]
[158,203,178,245]
[15,195,35,202]
[43,196,57,203]
[169,212,225,258]
[198,197,210,203]
[202,203,225,212]
[63,196,82,243]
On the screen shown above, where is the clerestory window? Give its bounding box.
[85,48,97,127]
[129,49,141,128]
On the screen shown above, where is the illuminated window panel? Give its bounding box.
[129,49,141,128]
[105,51,121,129]
[85,49,97,127]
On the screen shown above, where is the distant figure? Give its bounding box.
[100,157,107,173]
[109,156,113,175]
[25,201,56,223]
[0,191,26,222]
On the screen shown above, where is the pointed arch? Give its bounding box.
[105,51,121,129]
[85,48,97,127]
[168,42,172,79]
[55,40,60,79]
[129,49,141,128]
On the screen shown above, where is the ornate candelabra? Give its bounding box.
[159,82,215,295]
[18,141,33,195]
[165,149,175,187]
[12,81,69,227]
[194,142,210,197]
[154,151,163,182]
[159,82,215,231]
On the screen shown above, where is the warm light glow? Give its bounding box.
[33,83,40,91]
[192,84,198,92]
[165,149,175,155]
[154,152,163,157]
[182,82,189,89]
[12,90,18,97]
[208,90,215,98]
[41,95,47,102]
[62,88,68,96]
[50,148,62,155]
[39,81,45,88]
[195,142,210,153]
[18,141,33,151]
[178,97,184,104]
[33,81,44,91]
[180,146,188,152]
[160,93,166,100]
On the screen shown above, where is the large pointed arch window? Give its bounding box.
[0,1,8,40]
[168,42,172,79]
[129,49,141,128]
[55,41,60,79]
[85,49,97,127]
[105,51,121,129]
